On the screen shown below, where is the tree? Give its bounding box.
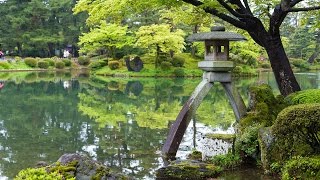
[135,24,185,67]
[178,0,320,96]
[74,0,320,96]
[0,0,86,57]
[78,22,134,58]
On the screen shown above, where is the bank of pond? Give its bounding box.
[0,71,319,179]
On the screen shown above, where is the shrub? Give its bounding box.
[236,84,287,160]
[55,61,65,69]
[99,58,108,66]
[173,68,185,77]
[210,153,242,169]
[171,55,185,67]
[291,59,310,69]
[78,56,90,66]
[14,56,22,62]
[160,61,172,70]
[261,63,271,69]
[44,59,55,66]
[272,103,320,161]
[89,61,104,69]
[15,168,65,180]
[0,62,10,69]
[282,156,320,180]
[232,66,242,74]
[108,61,120,70]
[24,57,37,68]
[285,89,320,105]
[62,59,71,67]
[38,61,49,69]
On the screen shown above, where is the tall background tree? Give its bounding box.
[0,0,87,57]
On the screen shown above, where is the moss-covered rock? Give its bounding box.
[235,84,287,162]
[272,103,320,162]
[205,133,235,143]
[15,153,130,180]
[282,156,320,180]
[188,150,203,161]
[156,160,222,179]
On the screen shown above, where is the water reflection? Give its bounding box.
[0,71,318,179]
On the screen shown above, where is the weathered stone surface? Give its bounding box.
[258,127,275,174]
[156,160,222,180]
[56,153,130,180]
[125,56,143,72]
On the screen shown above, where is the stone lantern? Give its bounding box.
[188,26,246,72]
[162,26,247,158]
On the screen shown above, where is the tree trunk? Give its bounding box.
[308,43,319,64]
[17,43,22,57]
[264,35,301,96]
[191,24,199,57]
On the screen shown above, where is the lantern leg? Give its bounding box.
[162,79,213,159]
[221,82,246,122]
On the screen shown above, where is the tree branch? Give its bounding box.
[242,0,253,15]
[289,0,304,7]
[287,6,320,12]
[181,0,247,30]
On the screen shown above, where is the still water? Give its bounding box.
[0,71,318,179]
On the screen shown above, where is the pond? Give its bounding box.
[0,70,318,179]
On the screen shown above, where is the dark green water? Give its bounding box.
[0,71,318,179]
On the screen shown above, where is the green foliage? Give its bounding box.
[260,63,271,69]
[89,61,104,70]
[62,59,71,67]
[236,84,288,159]
[285,89,320,105]
[291,58,310,69]
[232,66,242,74]
[0,0,86,57]
[156,161,222,179]
[171,55,185,67]
[236,124,260,157]
[37,61,49,69]
[209,153,242,169]
[15,167,65,180]
[24,58,37,68]
[282,156,320,180]
[160,61,172,70]
[78,56,90,66]
[45,59,55,66]
[136,24,185,56]
[173,68,185,77]
[108,61,120,70]
[188,150,202,161]
[78,22,133,57]
[0,62,10,69]
[272,104,320,160]
[55,61,65,69]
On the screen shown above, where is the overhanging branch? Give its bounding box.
[287,6,320,12]
[181,0,247,30]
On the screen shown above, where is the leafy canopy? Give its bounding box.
[135,24,186,55]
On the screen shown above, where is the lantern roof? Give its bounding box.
[187,26,247,42]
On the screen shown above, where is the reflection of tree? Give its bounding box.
[196,85,236,129]
[0,81,93,178]
[78,79,188,129]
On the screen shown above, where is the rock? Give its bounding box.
[54,153,130,180]
[156,160,222,179]
[258,127,275,174]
